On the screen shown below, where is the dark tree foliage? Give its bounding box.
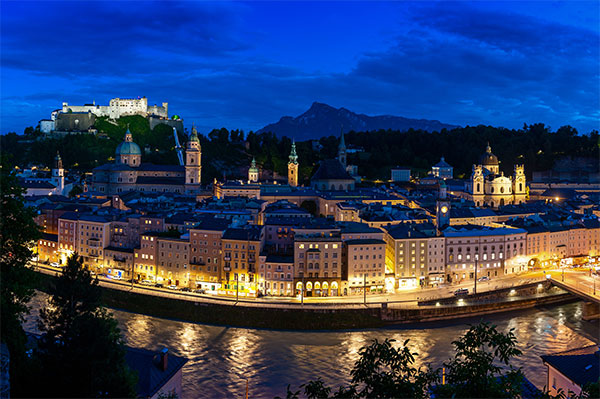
[35,254,138,398]
[278,338,437,399]
[2,122,597,184]
[0,158,41,395]
[432,322,523,398]
[279,321,598,399]
[300,200,318,216]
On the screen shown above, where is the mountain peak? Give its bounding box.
[258,103,459,140]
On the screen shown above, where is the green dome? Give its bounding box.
[116,141,142,156]
[116,128,141,156]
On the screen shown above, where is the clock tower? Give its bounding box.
[436,180,450,231]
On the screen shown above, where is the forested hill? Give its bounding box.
[1,120,597,184]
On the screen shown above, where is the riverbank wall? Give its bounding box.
[35,271,576,330]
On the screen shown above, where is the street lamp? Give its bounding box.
[301,273,305,305]
[363,273,367,306]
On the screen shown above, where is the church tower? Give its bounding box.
[436,180,450,232]
[288,139,299,187]
[471,165,485,207]
[513,164,526,204]
[338,129,347,168]
[185,126,202,191]
[52,151,65,195]
[248,157,259,183]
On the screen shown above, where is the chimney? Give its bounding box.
[160,348,169,371]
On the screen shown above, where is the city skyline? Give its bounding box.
[1,1,599,135]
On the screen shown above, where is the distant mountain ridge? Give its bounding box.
[256,102,460,140]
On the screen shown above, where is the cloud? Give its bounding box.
[1,1,598,135]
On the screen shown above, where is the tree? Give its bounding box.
[300,200,317,216]
[68,184,83,198]
[278,338,437,399]
[282,322,555,399]
[0,159,41,394]
[432,322,524,398]
[36,254,138,398]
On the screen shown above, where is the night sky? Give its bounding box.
[1,1,598,135]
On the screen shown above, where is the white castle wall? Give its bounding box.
[61,97,168,120]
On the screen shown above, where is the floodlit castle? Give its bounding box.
[61,97,168,120]
[466,143,527,208]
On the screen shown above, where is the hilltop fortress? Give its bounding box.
[62,97,168,119]
[40,97,181,135]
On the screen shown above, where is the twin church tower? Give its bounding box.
[247,138,300,187]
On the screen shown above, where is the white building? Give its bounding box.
[466,143,527,208]
[431,157,453,179]
[61,97,168,120]
[443,224,528,284]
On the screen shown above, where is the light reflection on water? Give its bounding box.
[24,295,598,399]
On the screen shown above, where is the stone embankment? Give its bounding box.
[35,270,575,330]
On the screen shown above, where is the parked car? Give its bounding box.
[154,283,164,288]
[193,288,206,294]
[454,288,469,296]
[167,285,178,290]
[140,280,154,286]
[477,276,490,282]
[180,287,191,292]
[50,262,60,268]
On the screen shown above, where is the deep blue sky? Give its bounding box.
[2,1,599,135]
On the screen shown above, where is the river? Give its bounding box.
[24,294,599,398]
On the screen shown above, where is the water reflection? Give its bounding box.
[24,294,598,399]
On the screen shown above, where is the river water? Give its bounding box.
[25,294,599,399]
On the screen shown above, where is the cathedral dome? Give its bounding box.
[479,143,498,166]
[115,128,141,156]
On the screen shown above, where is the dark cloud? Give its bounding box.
[1,1,598,135]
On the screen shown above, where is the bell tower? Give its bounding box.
[185,126,202,191]
[338,129,347,168]
[471,165,485,207]
[288,139,299,187]
[52,151,65,195]
[436,180,450,231]
[513,164,526,204]
[248,157,259,183]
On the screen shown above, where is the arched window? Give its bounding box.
[476,183,480,192]
[500,187,504,193]
[331,281,338,289]
[314,282,321,290]
[296,282,303,290]
[491,187,494,193]
[306,282,313,291]
[519,183,523,192]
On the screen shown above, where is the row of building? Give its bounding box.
[33,190,599,297]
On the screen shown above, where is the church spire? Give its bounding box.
[338,127,347,168]
[288,139,298,165]
[124,125,133,142]
[54,151,63,170]
[338,127,346,151]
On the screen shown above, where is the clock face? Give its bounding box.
[441,205,448,214]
